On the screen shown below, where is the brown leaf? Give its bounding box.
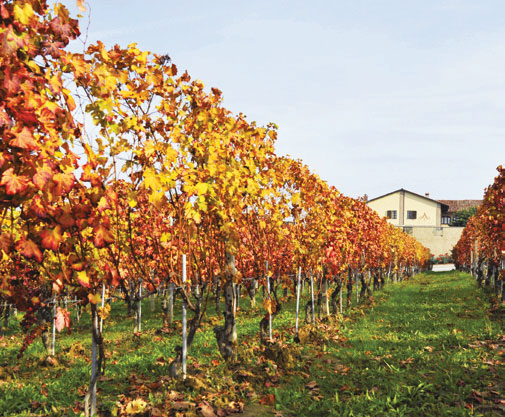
[259,394,275,405]
[197,401,217,417]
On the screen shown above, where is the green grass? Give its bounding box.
[0,272,504,416]
[274,271,505,416]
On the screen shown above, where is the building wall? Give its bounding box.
[368,191,440,227]
[367,193,401,226]
[408,226,464,257]
[403,193,440,227]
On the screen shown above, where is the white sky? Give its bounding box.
[67,0,505,200]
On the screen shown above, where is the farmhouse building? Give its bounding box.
[366,189,480,258]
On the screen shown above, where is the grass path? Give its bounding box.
[1,271,504,416]
[274,271,505,416]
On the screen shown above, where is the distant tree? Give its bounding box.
[451,207,478,226]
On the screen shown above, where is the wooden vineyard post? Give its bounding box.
[310,271,315,324]
[356,272,359,304]
[100,283,105,333]
[232,283,237,315]
[501,256,505,303]
[265,261,272,340]
[182,254,187,380]
[295,267,301,340]
[51,297,56,356]
[150,270,155,312]
[339,278,343,314]
[85,305,99,417]
[137,279,142,332]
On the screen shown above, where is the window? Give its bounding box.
[407,210,417,219]
[403,226,413,235]
[386,210,397,219]
[441,216,451,225]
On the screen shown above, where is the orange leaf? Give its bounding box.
[16,238,42,262]
[52,172,75,195]
[88,293,101,304]
[93,224,114,248]
[11,127,38,150]
[1,168,29,195]
[33,166,53,190]
[40,225,63,250]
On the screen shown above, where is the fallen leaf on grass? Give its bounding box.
[259,394,275,405]
[197,401,217,417]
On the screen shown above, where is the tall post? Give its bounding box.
[310,271,315,323]
[90,309,98,416]
[266,261,272,340]
[182,254,187,380]
[137,279,142,332]
[232,283,237,315]
[356,272,359,304]
[339,282,343,314]
[51,297,56,356]
[100,283,105,333]
[295,267,301,338]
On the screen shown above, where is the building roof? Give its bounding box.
[437,200,482,213]
[367,188,449,210]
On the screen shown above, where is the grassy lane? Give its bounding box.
[274,271,505,416]
[1,271,504,416]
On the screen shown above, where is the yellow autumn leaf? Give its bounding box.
[263,298,276,315]
[149,190,165,209]
[126,398,147,415]
[195,182,208,195]
[14,2,34,25]
[77,271,90,288]
[98,304,111,320]
[128,191,138,208]
[144,168,162,191]
[88,293,101,305]
[144,140,156,158]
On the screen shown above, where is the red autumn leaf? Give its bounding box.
[55,307,71,332]
[16,238,42,262]
[2,67,20,94]
[1,168,29,195]
[16,110,38,126]
[40,225,63,250]
[33,166,53,190]
[57,212,75,228]
[29,195,47,218]
[49,17,76,40]
[0,3,9,19]
[93,224,114,248]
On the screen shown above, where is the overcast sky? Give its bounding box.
[68,0,505,200]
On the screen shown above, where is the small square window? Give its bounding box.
[441,216,451,225]
[386,210,397,219]
[407,210,417,219]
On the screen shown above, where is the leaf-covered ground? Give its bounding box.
[0,271,504,416]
